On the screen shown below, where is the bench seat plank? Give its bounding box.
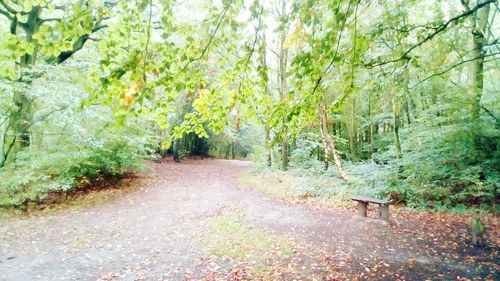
[351,196,391,205]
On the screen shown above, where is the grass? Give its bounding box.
[238,169,303,200]
[238,167,351,209]
[239,165,496,215]
[198,205,294,277]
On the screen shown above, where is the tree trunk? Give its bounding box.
[348,97,357,161]
[0,130,16,169]
[277,0,289,171]
[392,96,402,159]
[11,91,33,148]
[319,102,348,181]
[265,125,272,167]
[468,2,490,119]
[368,92,374,158]
[281,136,289,171]
[470,34,485,119]
[322,136,329,170]
[231,142,236,159]
[173,139,180,162]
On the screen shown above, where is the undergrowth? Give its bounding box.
[0,126,154,208]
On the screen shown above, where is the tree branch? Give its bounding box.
[309,0,354,98]
[175,1,232,75]
[242,4,264,69]
[480,104,499,123]
[52,23,108,64]
[366,0,496,68]
[0,6,13,20]
[0,0,19,14]
[409,51,500,90]
[40,17,62,22]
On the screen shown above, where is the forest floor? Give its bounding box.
[0,159,498,280]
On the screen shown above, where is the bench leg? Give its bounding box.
[379,205,389,221]
[357,202,368,217]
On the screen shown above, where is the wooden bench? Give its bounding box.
[351,196,392,221]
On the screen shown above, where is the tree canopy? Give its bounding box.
[0,0,499,210]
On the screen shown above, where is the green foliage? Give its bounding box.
[0,125,152,207]
[381,120,499,210]
[1,0,499,213]
[0,60,156,208]
[208,125,262,159]
[289,161,393,203]
[289,133,323,169]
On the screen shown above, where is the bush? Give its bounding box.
[0,61,158,208]
[0,126,154,208]
[380,120,499,211]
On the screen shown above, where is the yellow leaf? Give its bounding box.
[161,140,171,150]
[123,94,135,109]
[126,79,142,96]
[199,88,208,99]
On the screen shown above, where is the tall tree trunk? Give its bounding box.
[264,125,272,167]
[392,96,402,159]
[173,139,180,162]
[232,142,236,159]
[402,64,412,125]
[322,135,329,170]
[467,1,490,119]
[13,7,42,149]
[11,91,33,148]
[0,120,16,168]
[3,6,42,157]
[319,102,348,181]
[278,0,289,171]
[348,96,357,160]
[281,137,289,171]
[368,92,374,158]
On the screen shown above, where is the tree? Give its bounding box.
[0,0,110,167]
[461,0,492,119]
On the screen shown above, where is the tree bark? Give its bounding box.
[464,0,490,119]
[173,139,180,162]
[0,119,16,168]
[348,96,357,160]
[392,95,402,159]
[322,134,329,170]
[368,92,374,158]
[264,125,272,167]
[281,137,289,171]
[278,0,289,171]
[319,102,348,181]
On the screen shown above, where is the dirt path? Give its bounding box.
[0,160,498,280]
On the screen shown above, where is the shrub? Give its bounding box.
[380,120,499,211]
[0,126,154,208]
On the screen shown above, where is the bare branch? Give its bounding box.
[409,51,500,90]
[242,4,264,69]
[53,23,108,64]
[309,0,354,97]
[366,0,496,68]
[41,17,62,22]
[481,104,499,123]
[175,1,232,75]
[0,6,13,20]
[0,0,18,14]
